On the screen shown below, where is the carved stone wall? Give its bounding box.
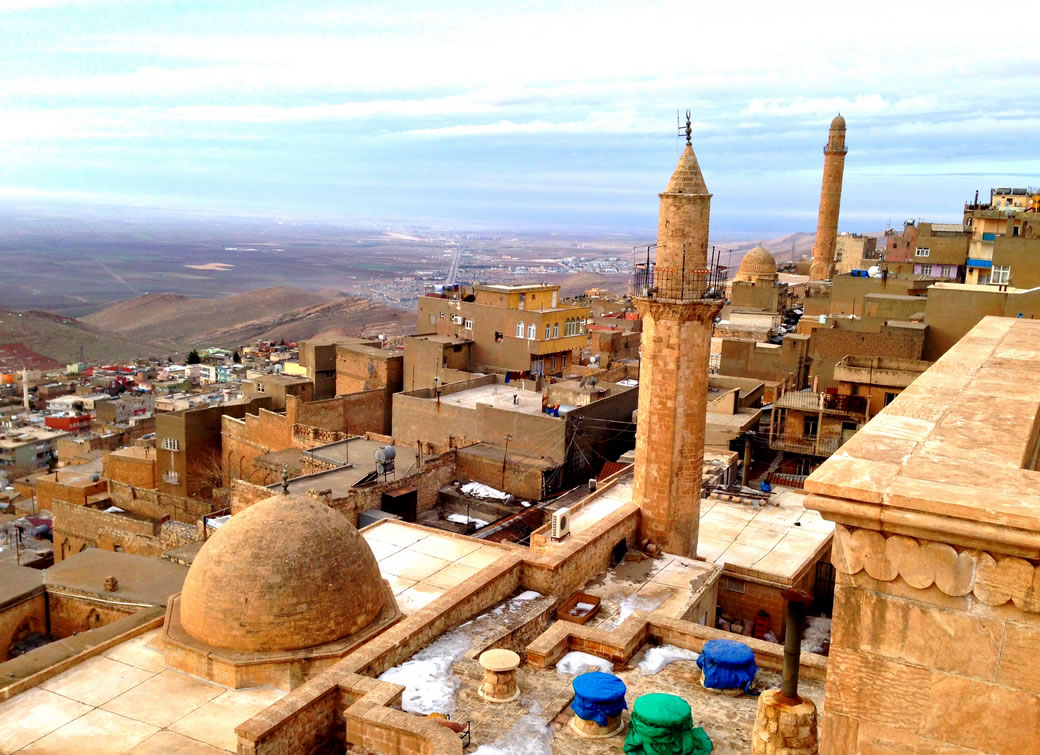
[823,524,1040,754]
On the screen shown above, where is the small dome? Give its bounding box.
[736,245,777,282]
[180,493,386,653]
[831,113,846,130]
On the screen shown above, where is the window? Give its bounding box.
[464,319,473,330]
[553,323,559,338]
[802,416,819,436]
[562,354,567,369]
[726,577,745,593]
[495,331,503,343]
[516,321,524,337]
[163,470,180,484]
[255,382,265,392]
[545,324,551,340]
[884,392,898,406]
[915,247,930,257]
[527,323,536,339]
[161,437,179,451]
[940,265,954,278]
[992,265,1011,285]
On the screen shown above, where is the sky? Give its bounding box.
[1,0,1038,238]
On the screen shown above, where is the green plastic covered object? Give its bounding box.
[623,693,713,755]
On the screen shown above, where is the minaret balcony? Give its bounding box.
[632,265,723,302]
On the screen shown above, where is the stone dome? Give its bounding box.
[736,245,777,283]
[831,113,846,129]
[179,493,386,653]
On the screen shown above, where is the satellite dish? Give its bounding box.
[578,376,587,388]
[588,377,599,387]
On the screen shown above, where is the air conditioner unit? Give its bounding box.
[551,507,571,540]
[588,478,597,492]
[451,315,464,325]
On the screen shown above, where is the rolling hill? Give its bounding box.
[81,286,414,351]
[0,309,169,364]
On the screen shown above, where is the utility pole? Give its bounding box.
[501,433,512,491]
[741,434,753,488]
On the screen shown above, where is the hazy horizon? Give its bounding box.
[2,1,1038,237]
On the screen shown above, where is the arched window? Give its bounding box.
[544,324,551,340]
[516,321,524,337]
[553,323,559,339]
[527,323,536,340]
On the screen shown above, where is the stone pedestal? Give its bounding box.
[478,649,520,703]
[569,712,624,738]
[752,689,818,755]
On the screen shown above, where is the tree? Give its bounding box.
[232,350,241,364]
[186,349,201,365]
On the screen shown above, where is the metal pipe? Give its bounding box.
[780,588,813,702]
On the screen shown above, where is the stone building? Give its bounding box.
[392,374,638,498]
[831,355,931,418]
[240,373,313,411]
[832,233,878,275]
[719,334,812,401]
[808,318,927,390]
[296,337,403,400]
[155,396,272,499]
[0,425,68,473]
[910,221,970,280]
[417,283,591,377]
[728,244,789,315]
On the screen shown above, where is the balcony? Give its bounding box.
[632,264,724,303]
[769,433,844,458]
[774,391,868,417]
[527,334,587,356]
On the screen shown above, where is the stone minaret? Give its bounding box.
[808,114,847,281]
[632,117,723,557]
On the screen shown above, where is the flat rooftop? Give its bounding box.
[0,563,44,607]
[554,478,830,584]
[283,439,418,495]
[807,315,1040,540]
[360,520,512,615]
[698,489,833,584]
[0,628,285,753]
[45,549,188,606]
[437,383,551,417]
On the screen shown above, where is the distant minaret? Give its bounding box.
[809,114,847,281]
[22,367,29,410]
[631,113,723,557]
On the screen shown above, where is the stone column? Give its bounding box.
[632,297,722,557]
[809,116,847,282]
[478,649,520,703]
[752,690,819,755]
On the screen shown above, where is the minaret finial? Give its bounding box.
[685,110,692,145]
[281,464,289,494]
